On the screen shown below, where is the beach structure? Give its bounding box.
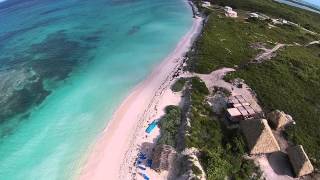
[226,105,256,122]
[146,120,159,134]
[267,110,291,129]
[226,108,242,122]
[248,12,259,18]
[224,6,232,12]
[287,145,314,177]
[272,18,289,25]
[201,1,211,8]
[240,119,280,155]
[247,12,270,20]
[141,173,150,180]
[224,6,237,18]
[258,13,270,20]
[280,19,288,24]
[151,144,177,172]
[226,95,258,122]
[227,95,249,107]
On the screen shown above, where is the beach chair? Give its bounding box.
[138,152,147,160]
[138,173,150,180]
[142,174,150,180]
[138,166,146,170]
[146,120,158,134]
[146,159,152,167]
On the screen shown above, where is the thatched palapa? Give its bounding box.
[151,144,177,172]
[287,145,314,177]
[240,119,280,154]
[267,110,290,129]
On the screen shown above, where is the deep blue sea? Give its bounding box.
[0,0,192,179]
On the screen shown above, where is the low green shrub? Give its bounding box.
[186,77,260,179]
[171,78,186,92]
[158,106,182,147]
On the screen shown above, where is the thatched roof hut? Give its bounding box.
[267,110,291,129]
[151,144,177,172]
[240,119,280,154]
[287,145,314,177]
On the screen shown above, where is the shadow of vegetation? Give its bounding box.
[267,151,294,177]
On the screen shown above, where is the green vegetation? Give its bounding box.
[158,105,182,147]
[207,0,320,32]
[187,11,319,73]
[191,164,202,176]
[213,86,231,97]
[186,77,261,179]
[226,45,320,168]
[171,78,187,92]
[173,0,320,177]
[190,77,209,95]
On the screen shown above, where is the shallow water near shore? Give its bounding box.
[0,0,192,179]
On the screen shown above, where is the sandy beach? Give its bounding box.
[79,11,203,180]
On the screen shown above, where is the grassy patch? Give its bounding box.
[187,12,319,73]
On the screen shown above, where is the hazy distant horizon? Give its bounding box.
[277,0,320,13]
[304,0,320,6]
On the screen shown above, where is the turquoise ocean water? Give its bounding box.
[0,0,192,179]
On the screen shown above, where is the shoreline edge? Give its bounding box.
[78,3,203,179]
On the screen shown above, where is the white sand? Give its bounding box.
[131,88,182,180]
[194,68,262,113]
[79,16,203,180]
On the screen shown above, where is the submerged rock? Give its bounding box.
[0,30,94,137]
